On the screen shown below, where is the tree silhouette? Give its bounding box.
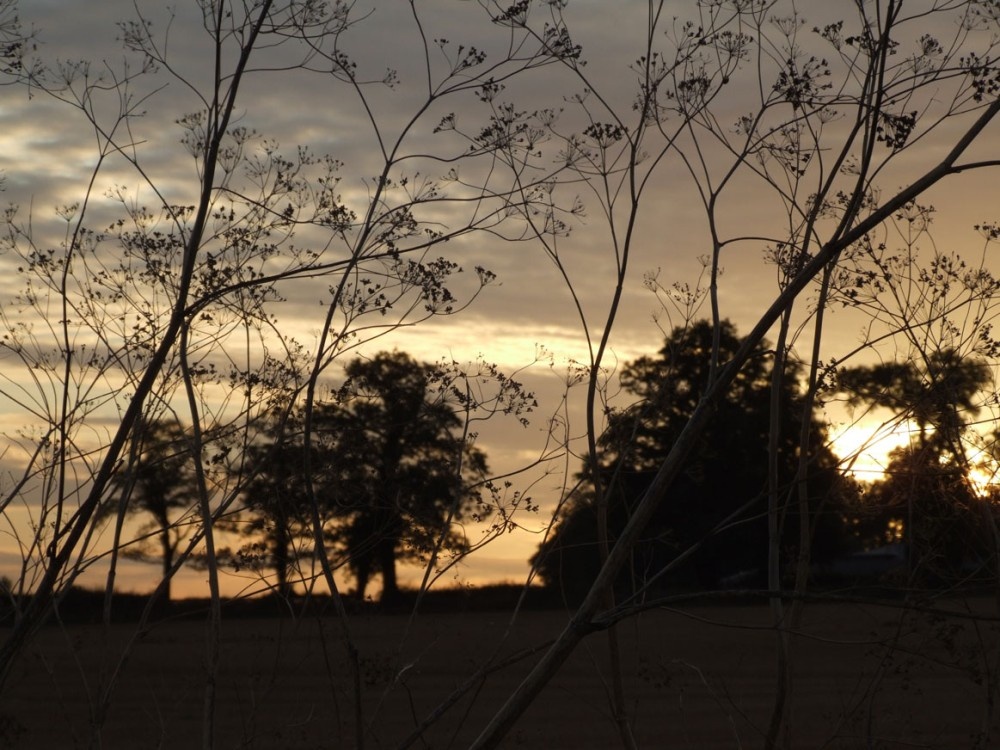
[233,352,488,601]
[109,419,197,602]
[863,445,987,583]
[231,433,321,599]
[534,320,855,599]
[838,350,995,581]
[317,352,488,601]
[839,350,991,455]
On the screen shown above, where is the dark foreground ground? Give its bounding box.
[2,596,999,748]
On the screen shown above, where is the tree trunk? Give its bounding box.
[273,518,291,598]
[355,557,371,600]
[160,526,173,604]
[379,534,400,603]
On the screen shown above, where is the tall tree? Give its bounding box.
[317,352,488,601]
[233,352,489,601]
[109,419,197,603]
[534,320,855,600]
[230,434,321,599]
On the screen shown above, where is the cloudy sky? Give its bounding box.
[3,0,1000,597]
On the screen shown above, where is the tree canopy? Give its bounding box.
[534,320,856,600]
[233,352,488,601]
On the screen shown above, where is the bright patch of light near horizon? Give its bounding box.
[831,418,915,482]
[966,446,1000,497]
[833,419,1000,496]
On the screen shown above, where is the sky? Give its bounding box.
[3,0,1000,599]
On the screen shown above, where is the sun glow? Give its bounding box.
[965,451,1000,497]
[831,417,1000,496]
[831,417,916,482]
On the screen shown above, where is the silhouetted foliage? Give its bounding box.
[108,419,198,602]
[232,352,488,601]
[230,430,322,599]
[839,350,991,455]
[862,445,989,583]
[534,320,856,600]
[838,351,998,583]
[321,352,489,601]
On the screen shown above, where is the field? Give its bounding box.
[2,598,998,748]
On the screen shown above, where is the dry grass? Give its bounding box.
[2,599,998,748]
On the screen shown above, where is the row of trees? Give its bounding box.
[116,323,999,606]
[114,351,517,603]
[535,320,1000,601]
